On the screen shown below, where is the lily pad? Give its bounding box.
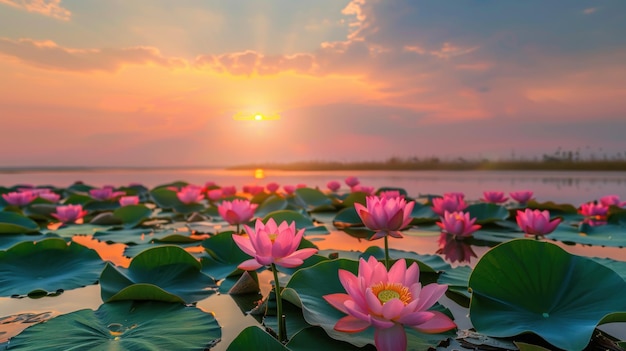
[287,326,376,351]
[113,205,152,228]
[332,207,362,228]
[100,245,217,303]
[201,232,251,280]
[0,211,39,234]
[410,202,439,225]
[7,301,221,350]
[226,326,288,351]
[547,224,626,247]
[294,188,333,211]
[255,195,288,218]
[0,238,104,297]
[468,239,626,351]
[466,203,510,224]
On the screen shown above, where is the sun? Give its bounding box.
[254,114,263,121]
[233,112,282,121]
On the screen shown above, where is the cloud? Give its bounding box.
[583,7,597,15]
[0,0,70,21]
[0,38,186,72]
[194,50,317,76]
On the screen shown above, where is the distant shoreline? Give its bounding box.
[227,160,626,172]
[2,160,626,173]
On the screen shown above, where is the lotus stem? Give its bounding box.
[271,263,287,343]
[236,224,240,234]
[384,236,390,270]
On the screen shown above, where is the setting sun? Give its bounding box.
[254,114,263,121]
[233,112,282,121]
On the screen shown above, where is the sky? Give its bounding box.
[1,0,625,167]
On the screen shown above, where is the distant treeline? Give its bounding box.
[229,158,626,171]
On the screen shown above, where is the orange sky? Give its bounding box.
[1,1,625,166]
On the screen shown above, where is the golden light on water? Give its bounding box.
[254,168,265,179]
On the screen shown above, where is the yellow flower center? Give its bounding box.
[453,213,463,221]
[268,233,278,243]
[371,282,412,304]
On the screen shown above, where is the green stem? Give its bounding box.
[236,224,240,234]
[271,263,287,343]
[384,235,390,270]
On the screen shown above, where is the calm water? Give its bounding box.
[1,168,626,348]
[2,168,626,204]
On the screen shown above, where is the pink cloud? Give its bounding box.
[0,0,70,21]
[0,38,186,72]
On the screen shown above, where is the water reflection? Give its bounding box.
[436,233,477,264]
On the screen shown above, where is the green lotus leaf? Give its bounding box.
[22,203,57,221]
[92,227,155,244]
[294,188,333,211]
[7,300,220,350]
[85,200,121,211]
[526,200,578,214]
[149,187,180,209]
[0,233,62,250]
[100,245,217,303]
[47,224,111,238]
[546,223,626,247]
[174,202,206,214]
[113,205,152,228]
[340,192,367,208]
[255,195,288,218]
[62,193,93,206]
[282,259,454,349]
[468,239,626,351]
[590,257,626,281]
[0,238,104,297]
[226,326,288,351]
[332,207,362,228]
[410,202,439,225]
[250,191,271,204]
[466,203,510,224]
[0,211,39,234]
[472,229,525,243]
[201,232,251,280]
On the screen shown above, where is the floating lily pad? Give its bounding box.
[469,239,626,351]
[113,205,152,228]
[294,188,333,211]
[287,326,376,351]
[0,233,62,250]
[466,203,510,224]
[332,207,362,228]
[92,227,155,245]
[410,202,439,225]
[0,211,39,234]
[526,200,578,214]
[255,195,288,218]
[7,301,221,350]
[201,232,251,280]
[547,224,626,247]
[46,224,111,238]
[226,326,288,351]
[340,192,367,208]
[0,238,104,297]
[100,245,217,303]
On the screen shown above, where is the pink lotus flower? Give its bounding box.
[176,185,205,204]
[437,233,477,264]
[481,191,508,204]
[516,209,561,236]
[89,186,126,201]
[355,196,415,240]
[232,218,318,270]
[579,202,609,218]
[266,182,280,193]
[324,257,456,351]
[283,185,296,195]
[119,196,140,206]
[431,194,467,216]
[207,189,223,201]
[379,190,403,199]
[509,191,533,204]
[444,192,465,199]
[221,186,237,197]
[437,211,481,238]
[327,181,341,192]
[52,204,88,224]
[218,199,258,226]
[243,185,265,196]
[2,191,37,206]
[352,185,375,195]
[296,183,307,189]
[345,176,360,188]
[38,191,61,203]
[599,195,626,208]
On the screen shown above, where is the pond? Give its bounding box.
[1,169,626,350]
